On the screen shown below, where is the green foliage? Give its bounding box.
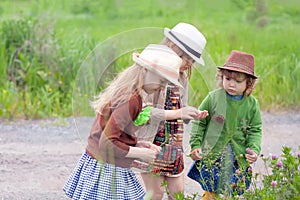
[160,146,300,199]
[241,146,300,200]
[0,16,92,119]
[0,0,300,118]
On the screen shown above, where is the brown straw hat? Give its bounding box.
[217,50,258,79]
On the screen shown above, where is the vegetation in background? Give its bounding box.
[0,0,299,119]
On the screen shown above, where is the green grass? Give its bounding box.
[0,0,299,119]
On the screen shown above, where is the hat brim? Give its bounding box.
[133,53,183,88]
[164,27,205,65]
[217,66,258,79]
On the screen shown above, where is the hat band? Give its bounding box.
[169,31,201,59]
[139,57,178,80]
[225,62,254,75]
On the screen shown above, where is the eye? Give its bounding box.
[236,78,246,83]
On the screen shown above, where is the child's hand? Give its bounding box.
[136,141,161,154]
[127,146,159,163]
[196,110,209,120]
[245,147,258,164]
[180,106,200,120]
[139,148,159,162]
[190,148,203,161]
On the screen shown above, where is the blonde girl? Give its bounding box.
[63,44,183,200]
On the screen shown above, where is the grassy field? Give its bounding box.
[0,0,299,119]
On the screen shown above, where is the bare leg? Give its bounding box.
[141,173,165,200]
[165,174,184,200]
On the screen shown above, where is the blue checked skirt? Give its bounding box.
[187,145,252,195]
[63,152,145,200]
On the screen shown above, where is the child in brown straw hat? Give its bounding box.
[188,50,262,199]
[64,44,191,200]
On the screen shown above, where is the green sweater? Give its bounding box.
[190,88,262,166]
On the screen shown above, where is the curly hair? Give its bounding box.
[216,69,258,96]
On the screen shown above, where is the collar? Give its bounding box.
[226,92,244,100]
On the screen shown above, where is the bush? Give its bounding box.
[0,17,92,119]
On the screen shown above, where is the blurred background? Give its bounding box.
[0,0,299,119]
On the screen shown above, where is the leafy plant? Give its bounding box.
[158,146,300,199]
[242,146,300,200]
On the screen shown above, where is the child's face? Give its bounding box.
[178,51,195,73]
[143,70,168,94]
[168,43,195,73]
[222,72,247,96]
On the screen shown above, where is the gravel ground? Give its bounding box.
[0,112,300,199]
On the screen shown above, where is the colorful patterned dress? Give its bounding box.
[151,84,184,177]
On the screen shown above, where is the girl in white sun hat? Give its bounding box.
[135,22,209,200]
[63,44,187,200]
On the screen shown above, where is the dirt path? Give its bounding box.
[0,112,299,199]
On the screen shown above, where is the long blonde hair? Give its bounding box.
[90,63,146,114]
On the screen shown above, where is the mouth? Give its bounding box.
[228,89,236,94]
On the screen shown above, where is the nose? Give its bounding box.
[229,79,236,87]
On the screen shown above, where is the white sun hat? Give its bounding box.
[164,22,207,65]
[132,44,182,87]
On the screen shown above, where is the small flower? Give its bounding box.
[297,152,300,158]
[271,154,278,160]
[247,166,253,174]
[271,180,277,187]
[276,160,283,168]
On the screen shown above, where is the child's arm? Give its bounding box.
[99,95,142,158]
[164,106,208,120]
[189,95,211,153]
[246,99,262,163]
[136,140,161,152]
[126,145,160,162]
